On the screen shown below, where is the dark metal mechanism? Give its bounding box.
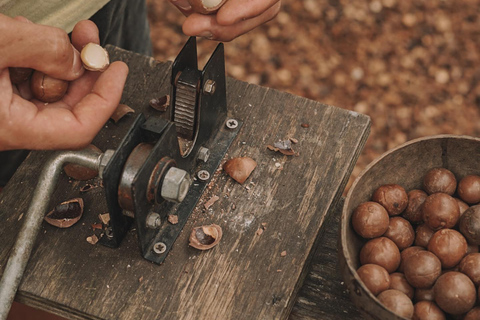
[101,37,241,264]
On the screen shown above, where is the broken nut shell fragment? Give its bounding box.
[44,198,84,228]
[81,43,110,72]
[223,157,257,184]
[189,224,223,250]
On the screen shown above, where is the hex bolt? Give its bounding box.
[146,212,161,229]
[203,79,216,95]
[160,167,191,203]
[197,147,210,163]
[225,119,238,129]
[197,170,210,181]
[153,242,167,254]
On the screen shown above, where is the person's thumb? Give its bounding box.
[0,14,83,81]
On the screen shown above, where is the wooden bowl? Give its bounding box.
[339,135,480,319]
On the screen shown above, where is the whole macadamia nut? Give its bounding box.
[455,198,470,217]
[384,217,415,250]
[459,205,480,245]
[458,175,480,204]
[412,301,446,320]
[377,289,414,319]
[389,272,414,299]
[403,189,427,224]
[372,184,408,216]
[464,307,480,320]
[399,246,425,273]
[467,243,479,254]
[458,253,480,286]
[423,167,457,195]
[428,229,467,269]
[404,250,442,288]
[360,237,401,273]
[433,271,476,315]
[30,70,68,103]
[414,287,434,302]
[415,224,435,248]
[422,193,460,230]
[352,202,389,238]
[356,264,391,296]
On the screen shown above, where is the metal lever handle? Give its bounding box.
[0,148,104,320]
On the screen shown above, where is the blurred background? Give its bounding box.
[148,0,480,191]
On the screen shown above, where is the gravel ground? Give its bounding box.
[147,0,480,191]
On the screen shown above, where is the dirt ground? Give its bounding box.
[147,0,480,191]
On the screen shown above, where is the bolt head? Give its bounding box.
[203,79,216,95]
[161,167,191,203]
[146,212,161,229]
[197,147,210,163]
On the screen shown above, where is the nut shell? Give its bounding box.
[458,175,480,204]
[44,198,84,228]
[81,43,110,72]
[9,67,33,84]
[372,184,408,216]
[389,272,414,299]
[427,229,467,269]
[377,289,414,319]
[423,167,457,195]
[459,204,480,245]
[414,287,434,302]
[458,253,480,286]
[189,224,222,250]
[398,246,425,273]
[464,307,480,320]
[359,237,401,273]
[357,264,390,296]
[412,301,446,320]
[403,189,427,224]
[422,193,460,230]
[415,223,435,248]
[188,0,227,14]
[223,157,257,184]
[404,250,442,289]
[351,201,389,238]
[433,271,476,315]
[384,217,415,250]
[30,70,68,103]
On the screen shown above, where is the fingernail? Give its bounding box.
[171,0,192,10]
[199,31,214,39]
[71,45,83,76]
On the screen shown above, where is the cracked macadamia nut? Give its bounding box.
[351,201,389,238]
[372,184,408,216]
[30,70,68,103]
[377,289,414,319]
[433,271,476,315]
[458,175,480,204]
[423,167,457,195]
[384,217,415,250]
[427,229,467,269]
[421,193,460,230]
[403,189,427,224]
[356,264,390,296]
[359,237,401,273]
[404,250,442,289]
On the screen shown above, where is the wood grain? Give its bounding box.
[0,46,370,320]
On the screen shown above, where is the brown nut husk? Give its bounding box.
[9,67,33,84]
[423,167,457,195]
[44,198,84,228]
[111,104,135,123]
[433,271,476,315]
[459,204,480,245]
[223,157,257,184]
[64,144,101,180]
[81,43,110,71]
[372,184,408,216]
[30,70,68,103]
[189,224,222,250]
[188,0,228,14]
[377,289,414,319]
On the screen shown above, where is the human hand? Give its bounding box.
[169,0,281,41]
[0,15,129,151]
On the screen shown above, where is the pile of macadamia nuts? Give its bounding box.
[352,168,480,319]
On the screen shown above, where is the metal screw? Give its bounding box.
[203,79,216,95]
[197,170,210,181]
[197,147,210,163]
[161,167,191,203]
[153,242,167,254]
[146,212,161,229]
[105,227,114,239]
[226,119,238,129]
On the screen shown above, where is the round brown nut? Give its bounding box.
[414,287,434,302]
[459,205,480,245]
[415,223,435,248]
[422,193,460,230]
[467,243,479,254]
[458,175,480,204]
[389,272,414,299]
[455,198,470,218]
[412,301,446,320]
[356,264,390,296]
[458,253,480,286]
[351,202,389,238]
[384,217,415,250]
[30,70,68,103]
[464,307,480,320]
[403,189,427,224]
[404,250,442,288]
[377,289,414,319]
[433,271,476,315]
[359,237,401,273]
[428,229,468,269]
[372,184,408,216]
[399,246,425,273]
[423,167,457,195]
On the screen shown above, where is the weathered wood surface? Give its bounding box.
[0,46,370,320]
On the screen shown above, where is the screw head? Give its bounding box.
[197,170,210,181]
[203,79,216,95]
[153,242,167,254]
[146,212,161,229]
[226,119,238,129]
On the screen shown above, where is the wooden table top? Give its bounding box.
[0,46,370,320]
